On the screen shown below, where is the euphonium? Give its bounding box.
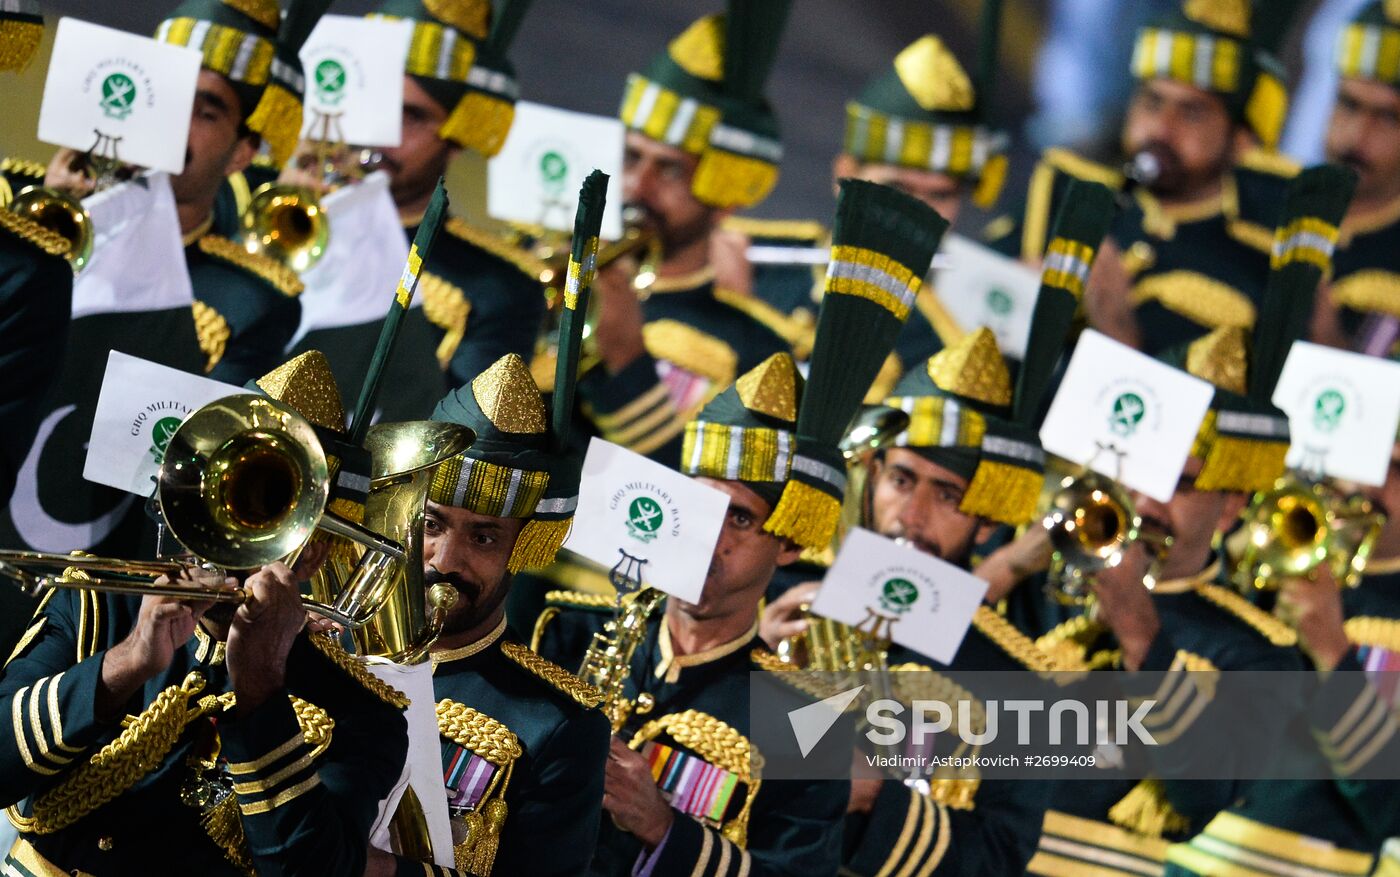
[239,182,329,272]
[1042,470,1142,604]
[578,586,667,732]
[8,185,93,271]
[1234,473,1385,591]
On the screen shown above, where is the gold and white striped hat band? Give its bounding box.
[843,103,1006,176]
[1132,27,1242,92]
[619,72,722,155]
[1337,22,1400,84]
[886,395,986,450]
[156,17,274,86]
[428,454,550,518]
[681,420,795,484]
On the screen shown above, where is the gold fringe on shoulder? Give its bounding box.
[197,235,305,297]
[307,632,411,709]
[642,319,739,387]
[1108,778,1191,839]
[500,641,604,709]
[0,209,72,258]
[444,216,548,282]
[1193,582,1297,647]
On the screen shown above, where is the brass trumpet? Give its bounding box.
[8,185,93,271]
[1234,473,1385,591]
[1042,470,1142,605]
[239,182,329,272]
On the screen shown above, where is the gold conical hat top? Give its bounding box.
[223,0,280,30]
[926,327,1012,407]
[894,35,975,112]
[423,0,490,39]
[1183,0,1250,37]
[736,353,799,422]
[256,350,346,431]
[668,15,725,81]
[471,354,548,434]
[1185,326,1249,395]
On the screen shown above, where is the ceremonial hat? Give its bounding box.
[885,179,1117,526]
[0,0,42,73]
[1168,164,1357,492]
[428,170,608,572]
[759,179,949,550]
[1129,0,1300,149]
[844,0,1008,208]
[156,0,330,166]
[619,0,793,209]
[371,0,532,157]
[1336,1,1400,90]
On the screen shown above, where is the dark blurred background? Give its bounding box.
[2,0,1334,224]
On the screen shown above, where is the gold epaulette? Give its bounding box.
[0,209,71,258]
[543,589,615,610]
[1226,218,1276,254]
[1345,616,1400,651]
[197,235,304,297]
[1236,148,1301,179]
[307,632,411,709]
[1043,148,1124,188]
[749,648,863,705]
[0,156,47,180]
[1035,615,1107,668]
[289,695,334,759]
[500,640,604,709]
[190,300,230,373]
[713,286,815,358]
[1332,270,1400,320]
[1131,271,1256,330]
[1107,778,1191,839]
[720,215,826,242]
[444,216,548,283]
[419,270,471,368]
[436,699,522,765]
[642,319,738,387]
[973,606,1088,673]
[1192,582,1297,647]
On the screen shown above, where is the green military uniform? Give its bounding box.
[985,0,1302,357]
[389,173,613,876]
[593,2,798,466]
[0,589,410,876]
[1326,2,1400,346]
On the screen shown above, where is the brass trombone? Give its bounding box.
[8,185,93,271]
[1233,473,1385,591]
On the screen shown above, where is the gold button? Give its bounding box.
[98,836,114,851]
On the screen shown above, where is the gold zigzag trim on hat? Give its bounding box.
[255,351,346,432]
[668,15,725,81]
[1184,0,1250,37]
[1131,271,1255,331]
[0,209,71,258]
[500,641,604,709]
[736,353,799,421]
[1185,326,1248,395]
[197,235,304,297]
[445,217,549,282]
[223,0,279,31]
[894,36,975,112]
[926,327,1011,407]
[423,0,491,40]
[472,354,548,434]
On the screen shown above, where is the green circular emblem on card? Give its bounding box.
[1109,392,1146,437]
[878,577,918,614]
[540,150,568,188]
[986,288,1014,316]
[1312,389,1346,433]
[100,73,137,120]
[626,496,664,543]
[149,416,182,464]
[314,59,348,104]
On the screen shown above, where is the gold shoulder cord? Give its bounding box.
[972,606,1088,673]
[307,632,411,709]
[1345,616,1400,651]
[500,641,604,709]
[1192,583,1297,647]
[0,210,70,257]
[196,235,305,297]
[444,216,550,281]
[436,700,521,876]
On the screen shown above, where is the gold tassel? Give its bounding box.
[507,516,573,574]
[440,92,515,158]
[246,83,303,168]
[959,459,1041,527]
[721,779,760,848]
[972,153,1009,209]
[201,795,255,876]
[691,148,779,209]
[458,798,507,874]
[1193,434,1288,493]
[1107,779,1190,839]
[0,19,42,73]
[763,480,841,551]
[1245,72,1288,152]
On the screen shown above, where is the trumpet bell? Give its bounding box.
[840,406,911,462]
[10,185,94,271]
[1043,471,1141,604]
[1236,477,1331,591]
[159,394,329,569]
[1329,495,1385,588]
[240,183,329,272]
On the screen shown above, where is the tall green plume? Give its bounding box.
[552,169,609,453]
[281,0,333,53]
[974,0,1003,120]
[721,0,793,106]
[1011,179,1116,426]
[487,0,534,53]
[1249,164,1356,401]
